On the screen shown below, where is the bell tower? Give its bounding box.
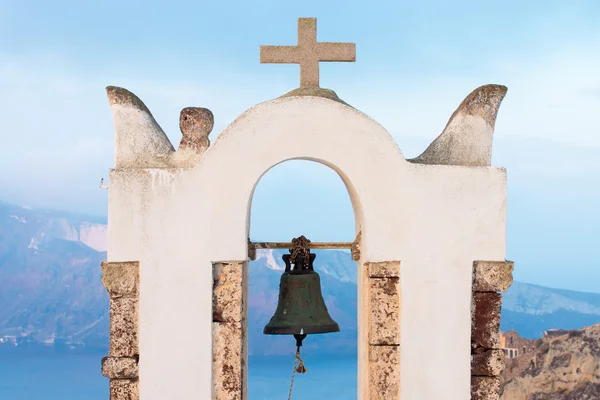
[101,16,514,400]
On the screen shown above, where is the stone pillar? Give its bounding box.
[212,261,248,400]
[101,261,140,400]
[471,261,514,400]
[366,261,401,400]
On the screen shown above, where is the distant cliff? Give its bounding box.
[501,282,600,338]
[500,324,600,399]
[0,202,599,356]
[0,202,108,347]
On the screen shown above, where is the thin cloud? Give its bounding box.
[576,86,600,100]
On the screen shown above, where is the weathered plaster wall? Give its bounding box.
[107,94,506,400]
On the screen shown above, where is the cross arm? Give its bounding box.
[260,45,303,64]
[316,42,356,62]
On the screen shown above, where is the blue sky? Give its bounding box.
[0,0,598,292]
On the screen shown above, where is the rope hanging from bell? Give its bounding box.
[295,350,307,374]
[287,338,308,400]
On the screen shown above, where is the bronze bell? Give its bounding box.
[263,237,340,347]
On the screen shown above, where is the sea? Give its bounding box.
[0,348,357,400]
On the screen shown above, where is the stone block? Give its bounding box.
[369,345,400,399]
[367,261,400,278]
[213,262,246,323]
[471,349,505,376]
[101,261,140,298]
[473,261,514,292]
[213,322,245,400]
[471,376,500,400]
[109,297,139,357]
[102,356,139,379]
[472,292,502,349]
[109,379,139,400]
[369,278,400,345]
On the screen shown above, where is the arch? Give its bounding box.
[248,159,357,241]
[245,159,359,395]
[200,95,405,400]
[196,95,408,264]
[246,157,365,241]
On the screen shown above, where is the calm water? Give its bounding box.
[0,349,357,400]
[249,354,357,400]
[0,349,107,400]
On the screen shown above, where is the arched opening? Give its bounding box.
[208,97,404,400]
[247,160,358,399]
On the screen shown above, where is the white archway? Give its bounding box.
[199,96,404,400]
[105,88,508,400]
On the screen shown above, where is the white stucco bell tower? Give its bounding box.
[100,17,514,400]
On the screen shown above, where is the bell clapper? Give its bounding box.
[294,333,307,349]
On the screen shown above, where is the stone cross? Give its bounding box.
[260,17,356,87]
